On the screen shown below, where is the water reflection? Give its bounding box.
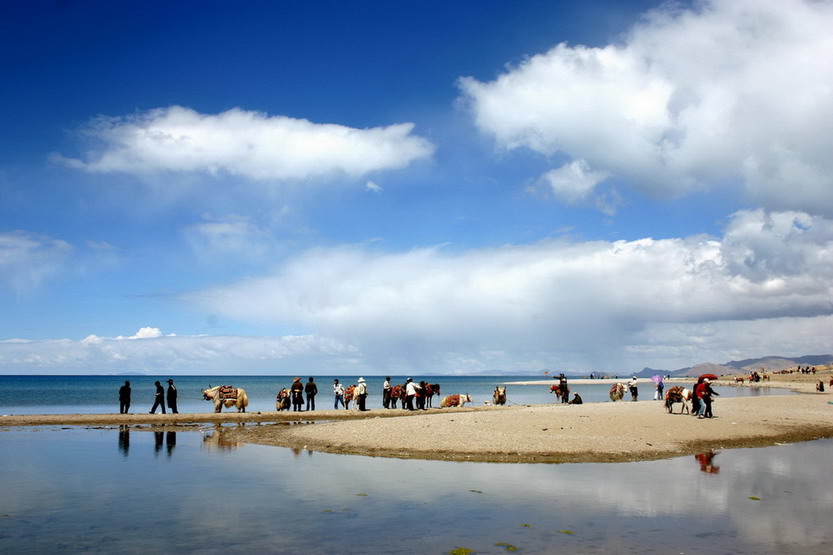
[1,429,831,554]
[694,450,720,474]
[201,424,244,450]
[117,427,176,458]
[118,425,129,457]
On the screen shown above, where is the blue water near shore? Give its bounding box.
[0,374,790,414]
[0,426,831,553]
[1,375,821,553]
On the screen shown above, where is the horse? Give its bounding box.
[388,384,406,408]
[493,386,507,405]
[440,394,472,408]
[609,383,625,402]
[734,376,745,384]
[203,385,249,413]
[275,388,290,411]
[424,383,441,408]
[550,384,569,403]
[664,386,692,414]
[343,385,358,410]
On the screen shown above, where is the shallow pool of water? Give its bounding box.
[0,427,830,553]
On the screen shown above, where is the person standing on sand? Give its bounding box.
[166,379,178,414]
[149,381,166,414]
[333,379,345,409]
[629,376,639,401]
[356,377,368,411]
[291,377,304,411]
[558,373,570,404]
[655,377,664,401]
[305,377,318,411]
[405,378,420,410]
[119,381,131,414]
[697,378,719,418]
[382,376,392,409]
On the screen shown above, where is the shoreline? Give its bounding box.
[4,385,831,465]
[221,392,833,463]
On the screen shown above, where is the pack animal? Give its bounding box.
[664,386,693,414]
[275,388,290,411]
[203,385,249,413]
[609,383,625,402]
[343,385,358,410]
[389,384,405,409]
[493,386,507,405]
[440,394,472,408]
[550,383,570,402]
[424,383,441,408]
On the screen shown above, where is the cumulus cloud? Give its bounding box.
[537,160,619,214]
[460,0,833,214]
[186,209,833,371]
[0,231,74,293]
[56,106,435,180]
[0,328,359,374]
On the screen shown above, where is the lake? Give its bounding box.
[0,425,831,553]
[0,374,789,415]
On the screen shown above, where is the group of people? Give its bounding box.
[331,377,368,410]
[117,379,178,414]
[692,378,719,418]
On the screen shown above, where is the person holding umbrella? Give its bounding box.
[697,378,719,418]
[651,375,664,401]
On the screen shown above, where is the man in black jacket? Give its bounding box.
[305,377,318,411]
[166,379,178,414]
[118,381,131,414]
[150,381,166,414]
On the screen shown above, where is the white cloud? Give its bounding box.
[365,180,383,193]
[538,160,619,214]
[0,330,359,375]
[183,214,274,262]
[0,231,74,293]
[57,106,435,181]
[460,0,833,214]
[185,209,833,372]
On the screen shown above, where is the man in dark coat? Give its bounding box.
[166,379,178,414]
[304,377,318,411]
[119,381,131,414]
[150,380,166,414]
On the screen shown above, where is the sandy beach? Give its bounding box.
[3,370,831,464]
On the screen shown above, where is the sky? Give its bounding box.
[1,0,832,376]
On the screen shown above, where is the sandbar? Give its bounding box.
[2,371,831,464]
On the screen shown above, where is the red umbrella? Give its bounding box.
[698,373,719,382]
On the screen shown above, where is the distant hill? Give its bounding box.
[639,354,833,377]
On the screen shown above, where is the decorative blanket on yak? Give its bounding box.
[219,386,237,400]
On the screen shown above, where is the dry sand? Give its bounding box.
[3,370,832,464]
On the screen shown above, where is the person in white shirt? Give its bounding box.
[333,379,345,409]
[355,377,368,411]
[382,376,392,409]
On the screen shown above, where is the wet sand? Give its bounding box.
[3,371,831,464]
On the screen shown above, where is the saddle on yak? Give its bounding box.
[219,386,237,400]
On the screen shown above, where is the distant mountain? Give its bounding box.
[640,354,833,377]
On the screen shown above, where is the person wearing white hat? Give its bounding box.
[356,377,368,411]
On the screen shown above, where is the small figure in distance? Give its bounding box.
[119,380,131,414]
[149,381,166,414]
[166,379,178,414]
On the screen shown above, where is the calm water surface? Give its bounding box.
[0,426,830,554]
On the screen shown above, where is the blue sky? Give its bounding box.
[2,0,832,375]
